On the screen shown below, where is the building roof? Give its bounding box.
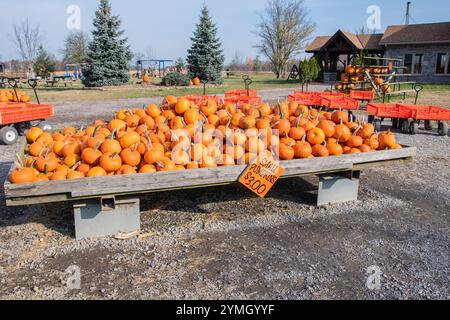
[356,34,384,50]
[307,21,450,52]
[306,31,384,52]
[380,22,450,45]
[306,36,331,52]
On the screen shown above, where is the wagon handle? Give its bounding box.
[201,78,208,96]
[242,75,252,96]
[7,78,20,103]
[28,79,41,105]
[414,84,423,105]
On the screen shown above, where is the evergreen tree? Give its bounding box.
[33,46,55,78]
[175,57,185,73]
[82,0,132,87]
[187,6,224,84]
[253,55,262,73]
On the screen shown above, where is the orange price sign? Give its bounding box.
[238,152,284,198]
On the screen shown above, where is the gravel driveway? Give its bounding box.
[0,88,448,300]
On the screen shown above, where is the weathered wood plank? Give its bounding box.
[3,135,416,202]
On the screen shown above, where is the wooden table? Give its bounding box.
[4,137,416,239]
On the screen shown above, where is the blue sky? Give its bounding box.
[0,0,449,63]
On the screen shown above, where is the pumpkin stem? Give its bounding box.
[15,153,24,168]
[271,120,280,129]
[110,128,117,139]
[44,163,48,175]
[92,125,102,137]
[72,161,82,170]
[277,104,284,119]
[93,141,101,151]
[156,161,164,168]
[199,111,207,123]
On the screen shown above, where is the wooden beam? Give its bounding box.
[4,144,416,204]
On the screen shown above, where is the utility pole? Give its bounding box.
[405,1,411,25]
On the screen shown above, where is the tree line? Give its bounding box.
[4,0,316,85]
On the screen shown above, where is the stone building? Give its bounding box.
[306,22,450,84]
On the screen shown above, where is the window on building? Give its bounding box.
[404,54,413,73]
[404,53,423,74]
[412,54,423,74]
[436,53,449,74]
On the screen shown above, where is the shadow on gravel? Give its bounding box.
[1,161,74,237]
[1,167,318,238]
[139,176,317,213]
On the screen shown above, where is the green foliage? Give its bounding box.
[161,72,191,86]
[298,57,320,82]
[33,46,56,78]
[187,6,225,84]
[175,57,185,72]
[63,31,89,64]
[82,0,132,87]
[253,56,262,73]
[353,50,368,66]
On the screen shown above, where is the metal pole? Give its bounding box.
[406,1,411,25]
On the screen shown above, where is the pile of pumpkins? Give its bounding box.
[336,65,390,93]
[0,89,31,103]
[9,96,402,184]
[191,77,201,86]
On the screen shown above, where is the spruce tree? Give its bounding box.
[82,0,131,87]
[187,6,224,84]
[33,46,55,78]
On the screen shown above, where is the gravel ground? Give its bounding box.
[0,88,449,300]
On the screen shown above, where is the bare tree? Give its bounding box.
[11,19,42,68]
[255,0,315,78]
[355,25,376,35]
[62,31,89,64]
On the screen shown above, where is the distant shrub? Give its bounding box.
[161,72,190,86]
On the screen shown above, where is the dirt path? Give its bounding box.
[0,89,448,300]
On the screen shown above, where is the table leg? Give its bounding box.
[73,196,140,240]
[317,171,360,206]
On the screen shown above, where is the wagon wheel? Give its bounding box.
[367,115,375,124]
[348,111,355,122]
[409,121,418,135]
[401,119,411,134]
[438,122,448,136]
[373,119,381,132]
[424,120,433,131]
[0,126,19,145]
[392,118,399,129]
[38,121,53,132]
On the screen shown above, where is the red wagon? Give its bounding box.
[320,96,359,110]
[367,103,449,136]
[0,102,54,144]
[183,94,223,105]
[225,89,258,98]
[224,95,263,107]
[349,90,375,102]
[287,93,323,107]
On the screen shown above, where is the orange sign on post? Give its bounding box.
[238,152,284,198]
